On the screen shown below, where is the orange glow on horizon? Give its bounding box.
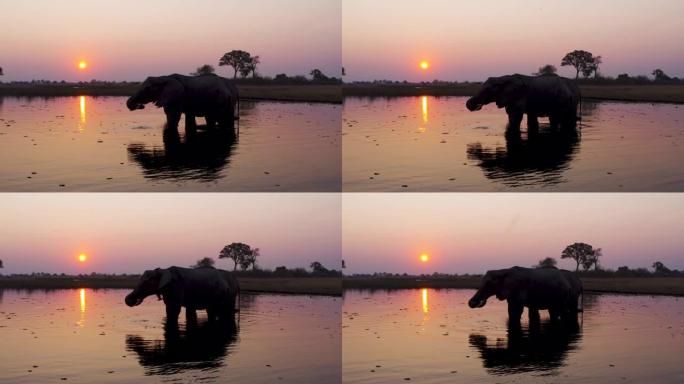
[420,253,429,263]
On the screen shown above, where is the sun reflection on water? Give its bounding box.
[421,288,429,314]
[78,96,86,131]
[77,288,86,327]
[418,96,428,132]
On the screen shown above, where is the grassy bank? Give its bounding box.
[0,276,341,296]
[343,276,684,296]
[343,83,684,103]
[0,83,341,103]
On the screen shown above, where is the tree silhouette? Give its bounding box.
[535,257,558,268]
[191,64,216,76]
[561,242,600,271]
[561,50,595,79]
[534,64,557,76]
[239,56,260,78]
[219,242,259,271]
[219,50,253,79]
[191,257,215,268]
[652,69,671,81]
[0,259,3,268]
[652,261,671,274]
[310,69,329,81]
[0,67,3,76]
[590,56,603,79]
[310,261,329,273]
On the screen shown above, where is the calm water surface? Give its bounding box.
[0,289,340,383]
[0,96,340,191]
[343,289,684,384]
[343,96,684,191]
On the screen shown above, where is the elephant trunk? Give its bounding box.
[468,291,488,308]
[466,96,483,112]
[125,290,145,307]
[126,96,145,111]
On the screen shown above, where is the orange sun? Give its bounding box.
[420,253,429,263]
[77,61,88,70]
[78,253,88,263]
[419,61,429,70]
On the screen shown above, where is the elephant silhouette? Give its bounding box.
[127,126,237,182]
[469,320,581,375]
[125,317,239,375]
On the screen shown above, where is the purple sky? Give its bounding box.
[0,194,341,274]
[343,194,684,274]
[343,0,684,81]
[0,0,341,81]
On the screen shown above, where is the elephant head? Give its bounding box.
[466,75,529,111]
[127,76,184,111]
[468,268,523,308]
[125,268,176,307]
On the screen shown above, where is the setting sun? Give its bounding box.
[420,253,429,263]
[419,61,429,70]
[78,253,87,262]
[77,61,88,70]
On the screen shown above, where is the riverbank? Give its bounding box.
[343,276,684,296]
[0,276,341,296]
[0,83,341,103]
[343,83,684,104]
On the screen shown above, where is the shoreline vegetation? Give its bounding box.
[343,276,684,296]
[342,83,684,104]
[0,275,341,296]
[0,82,341,103]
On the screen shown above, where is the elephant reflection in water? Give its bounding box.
[469,321,581,375]
[127,127,237,182]
[467,127,580,187]
[126,317,238,375]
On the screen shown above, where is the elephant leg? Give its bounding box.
[507,301,524,325]
[205,116,217,128]
[185,113,197,134]
[506,110,523,131]
[207,307,217,322]
[165,304,181,324]
[164,108,182,131]
[527,115,539,135]
[528,308,540,325]
[185,308,197,326]
[548,308,561,322]
[549,115,560,130]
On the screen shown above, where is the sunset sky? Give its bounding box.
[343,0,684,81]
[343,194,684,274]
[0,194,341,274]
[0,0,340,81]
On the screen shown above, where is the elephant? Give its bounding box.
[125,266,240,324]
[468,266,582,325]
[126,73,239,132]
[466,74,580,132]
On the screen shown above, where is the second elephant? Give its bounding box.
[126,74,239,132]
[466,74,580,131]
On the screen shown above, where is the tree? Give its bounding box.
[534,64,557,76]
[0,259,3,268]
[561,242,600,271]
[561,50,595,79]
[652,69,671,82]
[219,242,258,271]
[582,248,602,270]
[219,50,253,79]
[310,69,329,81]
[535,257,558,268]
[0,67,3,76]
[240,55,260,78]
[239,248,260,270]
[191,257,215,268]
[191,64,215,76]
[652,261,671,274]
[310,261,329,273]
[590,56,603,79]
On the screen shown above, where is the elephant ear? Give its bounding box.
[496,75,528,109]
[158,268,177,291]
[498,267,527,300]
[155,78,184,108]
